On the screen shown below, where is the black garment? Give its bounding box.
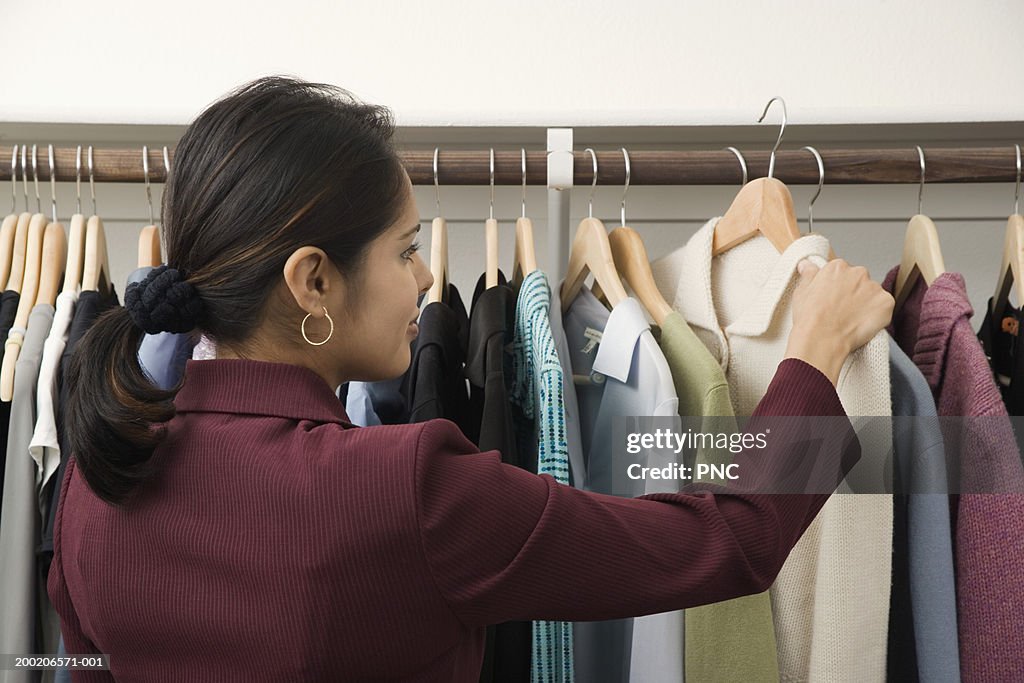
[978,296,1024,415]
[407,284,473,438]
[466,271,529,683]
[887,459,918,682]
[39,286,119,581]
[0,289,22,519]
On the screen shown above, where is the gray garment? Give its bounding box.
[0,304,55,683]
[547,284,587,489]
[889,338,962,682]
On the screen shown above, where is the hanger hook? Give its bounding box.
[75,145,82,215]
[1014,143,1021,216]
[143,145,154,225]
[32,144,41,214]
[88,145,97,215]
[758,97,787,179]
[802,146,824,233]
[916,145,925,216]
[585,148,598,218]
[433,148,441,217]
[9,146,16,214]
[20,146,28,211]
[521,148,527,218]
[48,144,57,223]
[724,146,748,186]
[489,148,495,221]
[620,148,631,226]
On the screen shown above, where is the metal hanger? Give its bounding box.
[894,145,945,310]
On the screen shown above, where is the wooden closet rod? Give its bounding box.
[0,146,1019,185]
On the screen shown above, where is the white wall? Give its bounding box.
[0,1,1021,335]
[1,1,1022,125]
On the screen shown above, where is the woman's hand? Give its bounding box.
[784,258,895,386]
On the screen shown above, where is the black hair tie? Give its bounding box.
[125,265,204,334]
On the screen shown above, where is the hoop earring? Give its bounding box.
[301,306,334,346]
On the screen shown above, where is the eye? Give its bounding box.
[402,241,422,261]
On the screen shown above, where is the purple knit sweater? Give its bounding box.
[883,266,1024,681]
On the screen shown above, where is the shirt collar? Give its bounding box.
[676,216,832,341]
[174,358,356,427]
[565,287,650,384]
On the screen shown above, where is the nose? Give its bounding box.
[415,251,434,295]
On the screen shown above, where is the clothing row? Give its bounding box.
[347,217,1022,683]
[0,279,120,683]
[7,217,1023,683]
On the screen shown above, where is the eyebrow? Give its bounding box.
[399,224,421,239]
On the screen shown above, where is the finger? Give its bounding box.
[796,259,819,282]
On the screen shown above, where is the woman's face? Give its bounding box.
[328,172,433,383]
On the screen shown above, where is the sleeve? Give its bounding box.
[46,457,116,683]
[413,357,860,626]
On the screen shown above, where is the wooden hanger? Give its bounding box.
[511,150,537,287]
[82,214,110,294]
[37,222,67,308]
[0,214,16,293]
[561,150,628,313]
[79,145,110,294]
[560,216,628,314]
[485,149,500,288]
[712,99,801,256]
[427,216,449,304]
[137,145,164,268]
[426,151,450,304]
[991,145,1024,322]
[60,146,88,296]
[138,225,162,268]
[63,213,86,295]
[894,147,945,311]
[0,146,23,291]
[512,216,537,287]
[608,226,672,326]
[36,146,67,308]
[596,150,671,324]
[991,214,1024,322]
[0,210,46,401]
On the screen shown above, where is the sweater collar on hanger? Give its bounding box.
[675,216,832,342]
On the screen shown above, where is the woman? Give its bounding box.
[49,76,893,681]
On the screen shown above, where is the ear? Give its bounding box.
[282,247,343,316]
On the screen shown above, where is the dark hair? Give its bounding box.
[65,75,408,505]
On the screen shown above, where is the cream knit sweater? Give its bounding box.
[651,217,892,683]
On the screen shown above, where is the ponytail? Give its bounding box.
[64,305,178,505]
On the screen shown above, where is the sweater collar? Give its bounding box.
[669,216,832,357]
[881,265,973,391]
[174,358,356,427]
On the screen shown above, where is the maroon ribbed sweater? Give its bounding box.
[49,357,856,682]
[883,267,1024,681]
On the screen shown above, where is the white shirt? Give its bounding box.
[652,217,893,683]
[29,286,79,509]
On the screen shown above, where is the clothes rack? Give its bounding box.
[3,137,1020,283]
[0,144,1019,185]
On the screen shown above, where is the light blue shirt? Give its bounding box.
[552,284,678,683]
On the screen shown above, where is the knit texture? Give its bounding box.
[882,266,1024,681]
[653,218,893,683]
